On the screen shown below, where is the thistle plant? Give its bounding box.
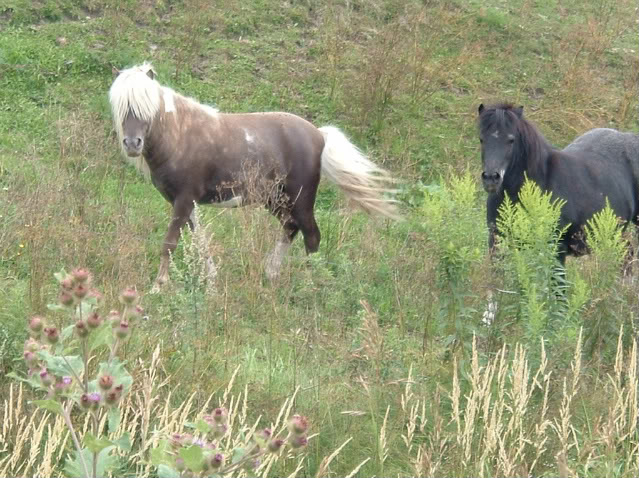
[151,411,310,477]
[10,268,137,478]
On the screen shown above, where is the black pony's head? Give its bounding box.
[477,103,525,193]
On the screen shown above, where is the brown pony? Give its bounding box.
[109,63,399,290]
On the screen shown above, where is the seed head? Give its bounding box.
[288,415,309,435]
[88,392,101,409]
[75,320,89,338]
[40,369,53,387]
[260,428,272,441]
[24,337,40,353]
[98,374,114,390]
[289,434,308,449]
[268,438,284,453]
[44,326,59,344]
[80,393,92,409]
[53,382,67,397]
[73,283,88,300]
[59,291,75,307]
[210,453,224,469]
[119,287,138,305]
[24,350,38,367]
[71,268,91,283]
[29,316,44,333]
[87,312,102,329]
[212,407,228,424]
[170,433,192,450]
[105,384,123,406]
[115,321,130,339]
[125,304,144,321]
[60,276,74,291]
[53,377,72,397]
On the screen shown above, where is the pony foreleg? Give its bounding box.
[265,236,292,280]
[151,200,194,293]
[482,290,498,326]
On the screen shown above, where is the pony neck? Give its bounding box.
[515,119,554,189]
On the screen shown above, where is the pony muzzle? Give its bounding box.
[481,170,502,193]
[123,137,143,157]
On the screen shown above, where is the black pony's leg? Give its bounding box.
[622,222,639,277]
[551,243,569,299]
[482,193,502,325]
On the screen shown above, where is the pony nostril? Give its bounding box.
[482,172,501,182]
[123,137,142,149]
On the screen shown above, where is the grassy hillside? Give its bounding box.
[1,0,638,476]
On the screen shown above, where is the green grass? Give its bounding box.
[1,0,638,476]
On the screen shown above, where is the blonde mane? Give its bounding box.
[109,63,220,177]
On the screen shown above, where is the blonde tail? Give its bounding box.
[318,126,400,220]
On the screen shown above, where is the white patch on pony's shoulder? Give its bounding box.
[163,88,176,113]
[201,104,220,118]
[491,130,500,138]
[211,196,243,208]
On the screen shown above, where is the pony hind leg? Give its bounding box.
[264,210,319,280]
[264,176,320,279]
[297,210,320,254]
[265,216,299,280]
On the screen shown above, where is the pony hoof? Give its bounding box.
[265,268,280,281]
[150,281,166,294]
[481,300,497,326]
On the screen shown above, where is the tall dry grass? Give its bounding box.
[397,330,637,477]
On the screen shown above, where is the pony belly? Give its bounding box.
[210,196,243,208]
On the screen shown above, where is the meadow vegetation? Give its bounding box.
[0,0,638,476]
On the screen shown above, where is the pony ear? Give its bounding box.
[478,103,485,115]
[146,68,156,80]
[112,66,121,79]
[514,106,524,118]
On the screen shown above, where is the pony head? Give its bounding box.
[477,103,524,193]
[109,63,161,158]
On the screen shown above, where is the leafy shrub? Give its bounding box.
[495,179,570,343]
[420,173,486,351]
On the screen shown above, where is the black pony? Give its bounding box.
[478,102,639,265]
